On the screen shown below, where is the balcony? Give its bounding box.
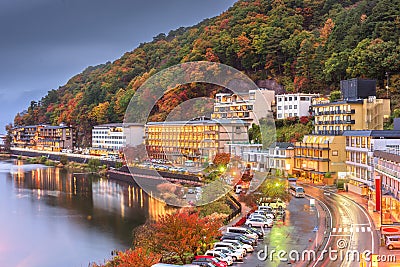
[375,165,400,180]
[315,130,343,135]
[343,120,355,124]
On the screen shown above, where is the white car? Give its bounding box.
[226,227,258,240]
[248,214,274,224]
[245,217,273,228]
[212,247,243,262]
[221,239,254,253]
[213,242,246,257]
[252,210,274,219]
[258,205,273,211]
[205,250,233,266]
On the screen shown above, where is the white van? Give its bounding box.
[235,185,242,194]
[226,227,258,240]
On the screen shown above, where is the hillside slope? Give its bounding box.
[14,0,400,145]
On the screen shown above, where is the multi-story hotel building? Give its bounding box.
[224,142,294,174]
[373,149,400,224]
[312,96,390,135]
[343,130,400,195]
[145,118,249,165]
[211,89,275,124]
[12,124,74,151]
[294,135,346,184]
[243,142,294,174]
[91,123,144,153]
[275,93,318,119]
[293,79,390,184]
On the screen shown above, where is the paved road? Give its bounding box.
[233,196,319,267]
[301,184,379,267]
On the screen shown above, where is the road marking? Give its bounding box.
[361,227,366,232]
[344,227,348,233]
[367,227,371,232]
[356,227,360,232]
[350,227,353,232]
[332,228,336,233]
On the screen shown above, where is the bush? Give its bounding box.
[88,158,100,172]
[39,156,47,164]
[60,155,68,165]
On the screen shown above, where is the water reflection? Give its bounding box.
[0,159,174,267]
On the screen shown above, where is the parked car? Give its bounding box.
[218,238,254,253]
[226,227,258,239]
[248,214,274,224]
[268,198,286,209]
[193,255,227,267]
[191,261,218,267]
[221,232,257,246]
[245,217,273,228]
[152,264,204,267]
[386,235,400,250]
[204,251,233,266]
[212,247,243,262]
[257,205,273,212]
[242,225,264,239]
[213,242,247,256]
[252,210,275,219]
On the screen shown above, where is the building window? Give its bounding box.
[289,105,292,109]
[289,97,293,101]
[278,106,282,110]
[278,97,282,102]
[278,114,282,118]
[294,105,297,109]
[294,97,297,101]
[284,106,288,110]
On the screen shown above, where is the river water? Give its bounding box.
[0,159,173,267]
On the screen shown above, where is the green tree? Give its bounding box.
[88,158,100,172]
[329,90,341,102]
[4,124,13,152]
[248,123,261,144]
[59,155,68,165]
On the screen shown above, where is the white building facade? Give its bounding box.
[343,130,400,195]
[211,89,275,125]
[276,93,319,119]
[92,123,144,151]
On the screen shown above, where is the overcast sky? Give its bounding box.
[0,0,237,134]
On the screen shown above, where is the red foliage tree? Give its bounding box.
[213,153,230,166]
[92,247,161,267]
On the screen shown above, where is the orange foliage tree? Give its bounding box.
[92,247,161,267]
[213,153,231,166]
[130,210,223,265]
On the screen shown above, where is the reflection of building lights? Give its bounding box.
[120,193,125,218]
[140,188,143,208]
[128,186,132,207]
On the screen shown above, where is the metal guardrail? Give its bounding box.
[224,194,242,224]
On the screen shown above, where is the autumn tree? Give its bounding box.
[92,247,161,267]
[136,210,223,264]
[213,153,230,166]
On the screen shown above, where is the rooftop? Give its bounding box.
[343,130,400,138]
[146,118,248,126]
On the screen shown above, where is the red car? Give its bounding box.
[193,255,227,267]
